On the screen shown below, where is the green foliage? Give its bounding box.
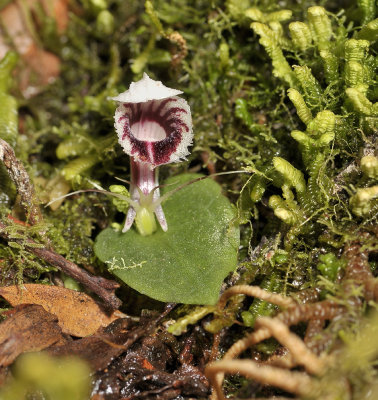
[357,17,378,40]
[357,0,376,24]
[245,8,292,23]
[236,4,378,251]
[0,353,91,400]
[47,194,106,266]
[250,22,297,87]
[54,124,116,184]
[287,88,312,125]
[167,305,216,335]
[0,219,57,284]
[96,10,115,35]
[0,52,18,147]
[307,6,333,50]
[315,311,378,399]
[289,21,312,51]
[361,155,378,179]
[109,184,130,214]
[241,270,282,327]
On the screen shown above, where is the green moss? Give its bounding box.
[0,2,377,395]
[241,270,282,327]
[317,253,346,281]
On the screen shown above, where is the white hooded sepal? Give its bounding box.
[109,73,183,104]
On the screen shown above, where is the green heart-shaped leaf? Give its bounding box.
[94,174,239,305]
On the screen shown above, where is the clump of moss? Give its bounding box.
[157,1,377,372]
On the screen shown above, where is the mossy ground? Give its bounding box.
[0,0,377,399]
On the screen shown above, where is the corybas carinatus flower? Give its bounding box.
[110,73,193,236]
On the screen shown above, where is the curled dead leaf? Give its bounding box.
[0,284,125,337]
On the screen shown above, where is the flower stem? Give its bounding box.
[123,159,167,234]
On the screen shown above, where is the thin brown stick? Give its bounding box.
[292,287,321,304]
[0,139,41,225]
[0,220,122,309]
[343,239,377,301]
[209,332,222,362]
[278,301,345,328]
[0,139,122,309]
[304,318,325,354]
[208,326,272,400]
[224,326,271,361]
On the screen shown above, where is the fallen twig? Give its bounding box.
[207,294,345,400]
[0,139,121,309]
[343,237,378,301]
[0,220,121,309]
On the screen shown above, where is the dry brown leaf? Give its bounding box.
[0,284,124,337]
[0,304,64,367]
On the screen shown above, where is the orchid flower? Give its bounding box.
[110,73,193,236]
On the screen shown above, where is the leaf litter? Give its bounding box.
[0,288,210,399]
[0,284,124,337]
